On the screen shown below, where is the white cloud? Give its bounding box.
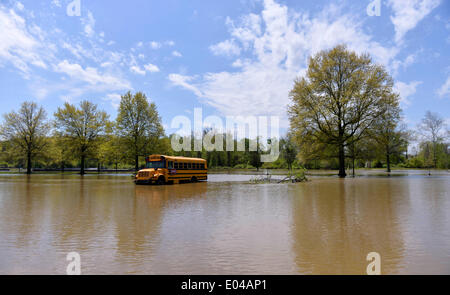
[51,0,61,7]
[55,60,131,92]
[15,2,24,11]
[391,53,417,75]
[148,40,175,49]
[168,74,203,97]
[144,63,160,73]
[103,93,122,109]
[82,11,96,38]
[130,63,160,75]
[168,0,404,126]
[387,0,441,43]
[209,39,241,56]
[0,7,134,101]
[172,50,182,57]
[130,65,146,75]
[150,41,161,49]
[394,81,422,105]
[437,76,450,98]
[0,6,51,76]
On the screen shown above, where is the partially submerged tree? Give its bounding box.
[54,101,110,175]
[288,45,398,177]
[116,92,164,171]
[0,102,49,174]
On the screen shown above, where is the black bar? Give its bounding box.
[0,275,447,294]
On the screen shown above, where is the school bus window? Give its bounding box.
[168,161,173,169]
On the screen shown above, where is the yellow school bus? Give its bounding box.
[135,155,207,185]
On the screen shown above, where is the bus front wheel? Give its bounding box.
[191,176,197,183]
[156,177,165,185]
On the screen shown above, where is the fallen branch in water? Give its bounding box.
[249,169,308,184]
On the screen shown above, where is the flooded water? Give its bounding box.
[0,173,449,274]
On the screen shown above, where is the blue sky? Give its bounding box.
[0,0,449,135]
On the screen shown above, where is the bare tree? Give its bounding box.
[0,102,49,174]
[419,111,445,169]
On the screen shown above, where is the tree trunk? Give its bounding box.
[338,144,346,178]
[433,142,437,169]
[405,143,408,160]
[352,156,355,177]
[80,154,86,175]
[61,160,65,173]
[26,151,32,175]
[386,152,391,173]
[135,154,139,172]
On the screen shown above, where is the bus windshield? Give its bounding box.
[146,161,165,169]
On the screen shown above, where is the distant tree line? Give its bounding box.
[0,92,296,174]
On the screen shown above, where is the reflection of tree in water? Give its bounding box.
[8,175,41,249]
[291,178,406,274]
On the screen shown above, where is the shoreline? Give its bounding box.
[0,167,448,177]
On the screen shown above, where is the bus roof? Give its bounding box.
[148,155,207,162]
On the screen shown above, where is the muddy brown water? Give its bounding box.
[0,173,449,274]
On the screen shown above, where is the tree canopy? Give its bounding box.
[288,45,399,177]
[0,102,49,174]
[116,91,164,171]
[54,100,110,175]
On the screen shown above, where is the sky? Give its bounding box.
[0,0,449,136]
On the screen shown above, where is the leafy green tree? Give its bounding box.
[288,45,398,177]
[54,100,110,175]
[116,92,164,171]
[0,102,49,174]
[104,134,124,171]
[249,137,262,171]
[281,136,297,171]
[369,93,403,172]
